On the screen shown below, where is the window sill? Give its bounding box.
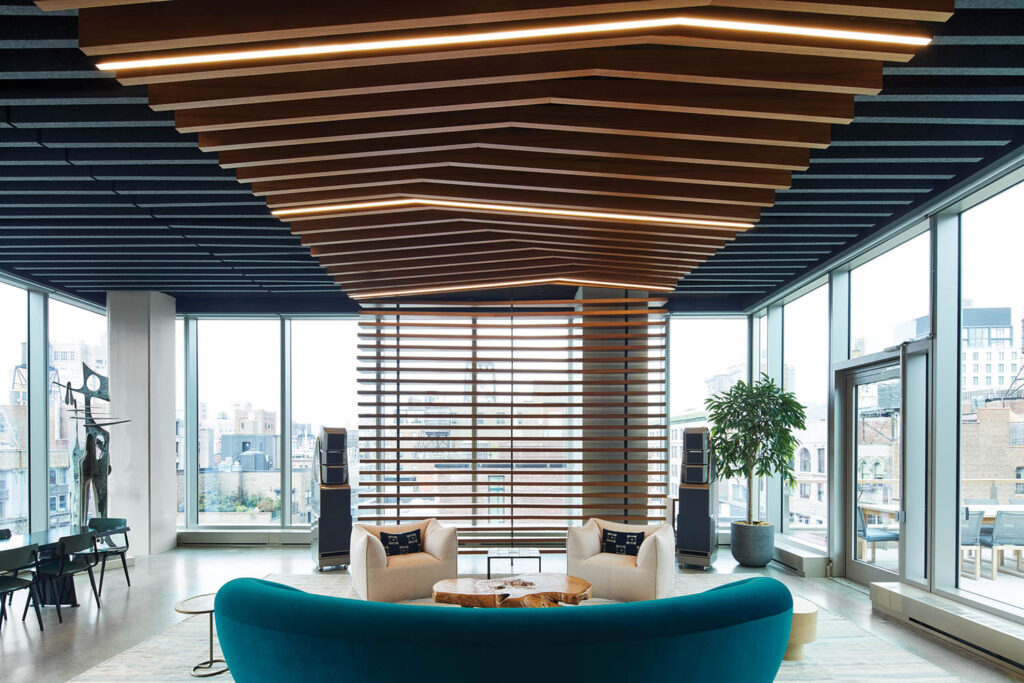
[773,534,830,578]
[872,581,1024,670]
[177,528,311,546]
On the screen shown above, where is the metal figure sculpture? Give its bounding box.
[58,363,127,524]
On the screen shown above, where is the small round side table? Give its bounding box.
[784,596,819,661]
[174,593,228,678]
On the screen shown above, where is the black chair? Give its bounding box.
[87,517,130,596]
[856,507,900,564]
[0,529,12,607]
[0,543,43,630]
[36,532,101,623]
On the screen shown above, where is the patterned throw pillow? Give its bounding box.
[601,529,645,556]
[379,529,423,556]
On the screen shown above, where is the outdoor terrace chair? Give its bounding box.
[960,510,984,580]
[856,507,899,564]
[979,511,1024,580]
[36,532,101,623]
[0,544,43,631]
[87,517,130,596]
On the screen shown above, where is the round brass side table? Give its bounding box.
[174,593,228,677]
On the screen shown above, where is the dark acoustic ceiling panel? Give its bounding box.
[1,0,347,312]
[2,1,1023,313]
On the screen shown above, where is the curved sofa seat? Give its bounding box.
[215,576,793,683]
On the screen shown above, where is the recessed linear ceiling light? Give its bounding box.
[95,16,930,71]
[348,276,676,299]
[273,198,754,230]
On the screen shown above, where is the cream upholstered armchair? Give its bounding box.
[567,518,675,602]
[349,518,457,603]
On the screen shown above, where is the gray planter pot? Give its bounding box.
[730,521,775,567]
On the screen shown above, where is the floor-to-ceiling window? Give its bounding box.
[196,319,281,526]
[175,318,185,527]
[757,313,768,377]
[669,317,756,526]
[959,178,1024,609]
[0,283,29,534]
[47,299,107,530]
[850,232,931,359]
[290,319,360,525]
[783,285,830,549]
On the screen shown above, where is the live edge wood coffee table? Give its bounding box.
[433,574,592,608]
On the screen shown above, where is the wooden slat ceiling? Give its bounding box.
[23,0,950,300]
[5,1,1022,310]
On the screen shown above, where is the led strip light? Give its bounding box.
[96,15,930,71]
[273,198,754,230]
[348,276,676,299]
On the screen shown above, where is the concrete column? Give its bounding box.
[106,292,177,555]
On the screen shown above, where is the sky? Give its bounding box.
[0,292,107,396]
[849,232,931,357]
[669,317,748,415]
[962,181,1024,332]
[189,318,361,432]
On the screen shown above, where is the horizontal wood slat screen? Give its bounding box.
[357,296,668,546]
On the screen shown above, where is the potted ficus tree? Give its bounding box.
[705,373,806,567]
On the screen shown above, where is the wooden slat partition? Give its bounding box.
[357,296,668,545]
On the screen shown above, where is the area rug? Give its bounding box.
[73,572,960,682]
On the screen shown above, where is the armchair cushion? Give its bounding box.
[379,529,423,556]
[602,529,645,556]
[380,552,437,570]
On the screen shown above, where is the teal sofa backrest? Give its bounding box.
[215,576,792,683]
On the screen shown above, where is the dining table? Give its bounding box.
[0,524,130,607]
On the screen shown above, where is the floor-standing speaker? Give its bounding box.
[311,427,352,570]
[676,427,718,568]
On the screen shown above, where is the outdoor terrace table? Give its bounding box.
[0,524,130,607]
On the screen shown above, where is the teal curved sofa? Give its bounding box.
[215,576,792,683]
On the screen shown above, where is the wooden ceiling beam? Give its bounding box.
[330,258,678,283]
[233,149,793,190]
[148,49,881,111]
[315,244,704,268]
[296,222,732,253]
[94,22,927,87]
[217,128,810,172]
[301,230,726,258]
[275,187,762,224]
[74,1,950,57]
[339,269,681,295]
[37,0,170,9]
[325,251,688,276]
[709,0,952,21]
[197,106,832,151]
[339,268,683,292]
[287,211,738,243]
[174,80,853,133]
[308,234,711,262]
[257,171,777,209]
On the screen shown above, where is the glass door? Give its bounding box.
[846,365,903,584]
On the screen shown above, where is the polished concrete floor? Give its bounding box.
[1,547,1022,683]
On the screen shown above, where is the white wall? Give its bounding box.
[107,292,177,555]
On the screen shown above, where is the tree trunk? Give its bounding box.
[747,464,755,525]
